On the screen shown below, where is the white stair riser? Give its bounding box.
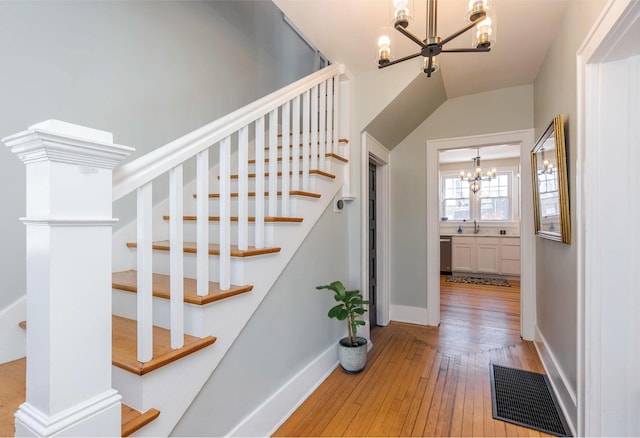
[112,287,254,338]
[157,222,300,247]
[208,173,333,195]
[182,196,315,217]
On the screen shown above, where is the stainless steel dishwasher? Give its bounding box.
[440,235,452,274]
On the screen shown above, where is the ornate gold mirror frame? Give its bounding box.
[531,114,571,244]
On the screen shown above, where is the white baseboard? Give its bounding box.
[390,304,429,325]
[0,295,26,364]
[227,343,339,437]
[534,325,577,436]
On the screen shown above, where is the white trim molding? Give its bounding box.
[426,130,536,337]
[361,132,391,327]
[15,390,121,437]
[577,1,640,436]
[228,343,339,437]
[3,119,134,168]
[390,305,429,326]
[534,326,577,437]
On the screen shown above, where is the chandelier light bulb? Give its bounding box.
[378,35,391,63]
[475,17,493,48]
[393,0,410,28]
[467,0,488,22]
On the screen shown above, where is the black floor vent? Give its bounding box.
[490,363,570,436]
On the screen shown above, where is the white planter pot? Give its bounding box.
[338,336,368,373]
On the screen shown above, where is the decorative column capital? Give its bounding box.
[3,119,134,168]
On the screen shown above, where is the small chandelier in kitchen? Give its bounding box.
[377,0,495,77]
[460,148,497,194]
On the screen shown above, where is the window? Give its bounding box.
[440,170,518,223]
[538,169,559,217]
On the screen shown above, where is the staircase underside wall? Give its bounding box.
[171,203,351,437]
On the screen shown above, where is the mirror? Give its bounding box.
[531,114,570,244]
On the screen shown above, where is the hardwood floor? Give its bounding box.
[274,276,550,437]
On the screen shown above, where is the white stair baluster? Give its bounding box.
[255,117,265,249]
[326,77,334,157]
[291,95,301,192]
[219,136,231,291]
[318,80,326,172]
[169,165,184,349]
[196,149,209,297]
[310,85,319,172]
[268,109,278,217]
[238,126,249,250]
[137,182,153,363]
[281,102,291,217]
[302,90,310,191]
[333,74,340,157]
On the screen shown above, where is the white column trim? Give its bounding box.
[15,390,121,437]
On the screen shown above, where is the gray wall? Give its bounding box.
[172,204,349,436]
[390,85,534,308]
[0,1,317,310]
[532,0,605,400]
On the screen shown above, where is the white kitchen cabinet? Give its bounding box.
[452,236,475,272]
[501,238,521,275]
[451,236,520,276]
[476,237,501,274]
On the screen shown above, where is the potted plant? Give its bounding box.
[316,280,369,373]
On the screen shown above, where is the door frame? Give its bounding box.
[577,1,640,435]
[361,132,391,326]
[426,129,536,340]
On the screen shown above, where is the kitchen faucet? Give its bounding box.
[474,220,479,234]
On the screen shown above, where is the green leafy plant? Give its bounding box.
[316,281,369,347]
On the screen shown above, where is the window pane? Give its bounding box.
[480,197,510,220]
[443,199,470,221]
[480,174,509,197]
[441,176,470,220]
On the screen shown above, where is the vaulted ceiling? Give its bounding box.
[274,0,569,148]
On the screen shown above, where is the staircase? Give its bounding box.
[1,64,351,436]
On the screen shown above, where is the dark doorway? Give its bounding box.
[368,161,378,328]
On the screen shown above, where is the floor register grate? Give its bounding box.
[490,363,571,436]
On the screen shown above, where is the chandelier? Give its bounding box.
[460,148,497,194]
[540,149,554,174]
[377,0,495,76]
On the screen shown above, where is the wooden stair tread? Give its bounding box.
[0,358,160,436]
[126,241,281,257]
[194,190,321,199]
[112,270,253,305]
[223,169,335,180]
[121,405,160,437]
[275,132,349,143]
[248,153,347,164]
[0,358,25,438]
[112,315,216,376]
[162,215,303,223]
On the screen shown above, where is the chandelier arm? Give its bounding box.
[394,24,428,49]
[441,48,491,53]
[377,52,422,69]
[439,15,486,47]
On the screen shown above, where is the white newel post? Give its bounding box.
[3,120,134,437]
